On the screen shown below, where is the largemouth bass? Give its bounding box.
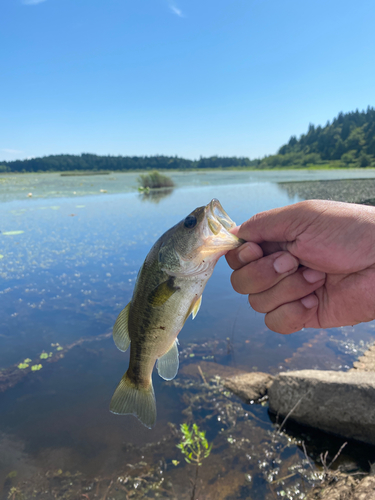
[110,199,243,428]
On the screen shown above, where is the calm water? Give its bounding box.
[1,171,375,499]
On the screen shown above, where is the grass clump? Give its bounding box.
[137,170,174,190]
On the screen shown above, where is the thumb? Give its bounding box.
[236,200,327,244]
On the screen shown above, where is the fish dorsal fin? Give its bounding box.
[113,302,131,352]
[156,340,179,380]
[149,278,179,307]
[191,295,202,319]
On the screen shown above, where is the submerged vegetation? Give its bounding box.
[1,107,374,173]
[137,170,175,190]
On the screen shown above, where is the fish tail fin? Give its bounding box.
[110,372,156,429]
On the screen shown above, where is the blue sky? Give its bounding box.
[1,0,374,162]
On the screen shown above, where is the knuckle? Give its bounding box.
[265,307,301,335]
[248,294,268,314]
[264,314,286,334]
[230,271,247,295]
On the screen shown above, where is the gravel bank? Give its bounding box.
[278,178,375,205]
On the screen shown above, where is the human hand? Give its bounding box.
[226,200,375,334]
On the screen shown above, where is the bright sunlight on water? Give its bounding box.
[1,171,375,499]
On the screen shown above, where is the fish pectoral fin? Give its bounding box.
[191,295,202,320]
[113,302,131,352]
[148,277,179,307]
[156,340,179,381]
[110,372,156,429]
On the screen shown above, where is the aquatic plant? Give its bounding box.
[31,364,43,371]
[17,359,31,370]
[1,333,111,393]
[137,170,175,189]
[7,486,23,500]
[177,423,212,500]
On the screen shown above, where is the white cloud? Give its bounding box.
[1,149,24,154]
[22,0,47,5]
[169,4,184,17]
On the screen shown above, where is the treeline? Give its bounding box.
[0,154,258,173]
[1,107,374,172]
[259,106,375,169]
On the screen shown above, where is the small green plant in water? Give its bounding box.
[31,364,42,371]
[177,423,212,500]
[51,343,64,351]
[7,486,23,500]
[17,358,31,369]
[40,352,52,359]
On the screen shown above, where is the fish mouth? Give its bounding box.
[202,199,244,253]
[209,199,237,232]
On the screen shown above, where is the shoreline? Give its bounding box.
[1,166,375,175]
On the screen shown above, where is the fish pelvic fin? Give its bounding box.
[157,339,179,380]
[184,294,203,323]
[191,295,202,320]
[113,302,131,352]
[109,372,156,429]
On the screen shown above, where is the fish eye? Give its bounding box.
[184,215,197,229]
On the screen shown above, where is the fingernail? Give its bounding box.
[238,242,261,264]
[303,269,326,284]
[301,294,318,309]
[273,253,298,274]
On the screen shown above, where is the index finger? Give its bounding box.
[226,241,263,271]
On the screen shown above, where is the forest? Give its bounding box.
[258,106,375,169]
[1,107,374,172]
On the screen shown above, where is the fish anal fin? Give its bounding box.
[110,372,156,429]
[156,340,179,380]
[148,277,179,307]
[113,302,131,352]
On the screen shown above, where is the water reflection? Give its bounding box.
[139,187,174,203]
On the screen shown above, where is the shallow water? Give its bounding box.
[0,171,374,499]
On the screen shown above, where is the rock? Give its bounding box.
[350,342,375,372]
[353,476,375,500]
[268,370,375,445]
[223,372,274,403]
[306,474,375,500]
[305,474,357,500]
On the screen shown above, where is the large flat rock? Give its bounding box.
[268,370,375,445]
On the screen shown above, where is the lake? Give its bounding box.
[1,170,375,500]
